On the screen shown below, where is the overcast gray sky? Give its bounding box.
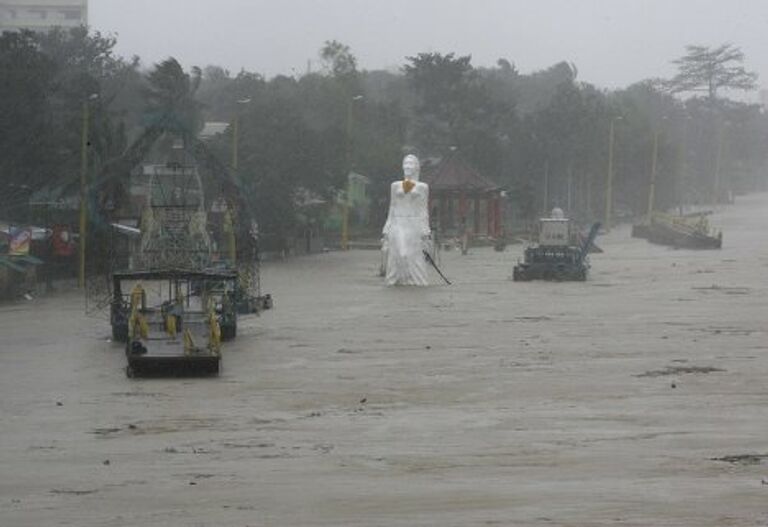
[91,0,768,98]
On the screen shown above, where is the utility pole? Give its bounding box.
[542,159,549,215]
[232,113,239,171]
[229,99,250,263]
[78,95,97,288]
[713,122,729,205]
[676,117,690,215]
[647,130,659,218]
[232,98,251,171]
[341,101,352,250]
[586,172,592,219]
[605,119,616,229]
[232,98,251,170]
[341,95,363,250]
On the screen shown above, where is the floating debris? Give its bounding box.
[636,366,724,377]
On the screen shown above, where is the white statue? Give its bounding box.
[382,155,431,286]
[550,207,565,219]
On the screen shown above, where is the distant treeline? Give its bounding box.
[2,29,766,236]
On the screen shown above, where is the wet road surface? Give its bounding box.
[2,194,768,526]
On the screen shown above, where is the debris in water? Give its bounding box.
[711,454,768,465]
[637,366,724,377]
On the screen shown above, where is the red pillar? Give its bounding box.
[459,191,467,232]
[495,197,504,237]
[487,196,493,236]
[441,195,448,229]
[473,197,480,234]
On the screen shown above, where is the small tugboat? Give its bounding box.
[513,209,601,282]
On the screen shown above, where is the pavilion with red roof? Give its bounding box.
[422,154,504,239]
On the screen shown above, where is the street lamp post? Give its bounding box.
[232,115,239,171]
[341,94,363,251]
[542,159,549,215]
[232,98,251,171]
[229,98,251,263]
[78,94,98,288]
[713,120,730,205]
[647,129,660,218]
[647,116,669,218]
[676,116,691,215]
[605,116,622,230]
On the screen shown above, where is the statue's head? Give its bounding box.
[402,154,420,181]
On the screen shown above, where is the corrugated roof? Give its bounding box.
[199,122,229,139]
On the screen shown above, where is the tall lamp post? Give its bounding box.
[646,129,659,218]
[676,116,692,215]
[228,98,251,263]
[341,94,363,250]
[232,98,251,171]
[78,93,98,289]
[713,120,730,206]
[542,159,549,215]
[647,117,667,218]
[604,116,622,230]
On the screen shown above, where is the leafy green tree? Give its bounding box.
[0,28,139,221]
[404,52,514,179]
[0,31,55,219]
[34,27,139,161]
[229,96,343,239]
[513,62,577,114]
[404,52,474,135]
[610,82,681,213]
[195,65,232,118]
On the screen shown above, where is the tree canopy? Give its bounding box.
[2,30,767,238]
[666,43,758,101]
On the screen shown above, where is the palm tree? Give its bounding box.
[144,58,203,143]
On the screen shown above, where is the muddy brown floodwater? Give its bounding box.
[2,194,768,526]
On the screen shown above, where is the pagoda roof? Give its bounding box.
[422,155,500,193]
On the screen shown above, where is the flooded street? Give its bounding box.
[2,194,768,526]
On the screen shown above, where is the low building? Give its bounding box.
[199,121,229,141]
[0,0,87,32]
